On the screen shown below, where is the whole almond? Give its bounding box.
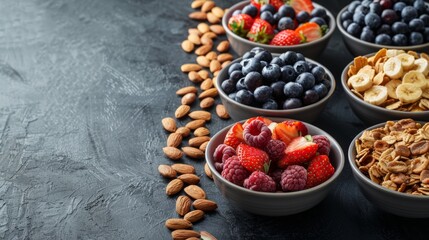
[181,64,202,73]
[195,44,212,56]
[185,119,206,130]
[207,12,220,24]
[189,136,211,147]
[197,22,210,33]
[191,0,205,9]
[188,71,203,83]
[192,199,218,211]
[188,110,211,121]
[171,163,195,174]
[217,53,233,63]
[202,31,217,39]
[181,92,197,105]
[209,24,225,35]
[187,238,200,240]
[189,11,207,20]
[181,40,194,53]
[201,1,215,12]
[201,231,218,240]
[211,6,224,18]
[176,195,192,216]
[184,185,206,199]
[175,105,190,119]
[200,97,215,109]
[158,164,177,178]
[187,33,201,45]
[205,51,217,60]
[221,60,231,69]
[162,117,177,132]
[176,86,198,96]
[178,173,200,185]
[209,60,221,73]
[176,127,191,137]
[200,78,213,90]
[182,146,205,159]
[198,69,210,79]
[188,28,201,36]
[204,163,213,179]
[216,40,229,52]
[167,132,183,147]
[184,209,205,223]
[194,127,210,137]
[213,70,220,77]
[196,56,210,67]
[171,229,200,240]
[199,88,218,99]
[163,147,183,160]
[166,179,184,196]
[199,141,209,152]
[165,218,192,230]
[216,104,230,119]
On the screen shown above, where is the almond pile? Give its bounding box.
[159,0,234,239]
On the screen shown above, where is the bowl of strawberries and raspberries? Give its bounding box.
[222,0,336,59]
[205,116,344,216]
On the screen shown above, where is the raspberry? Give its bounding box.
[264,139,286,161]
[312,135,331,155]
[268,168,283,191]
[213,144,228,162]
[215,162,224,172]
[221,156,249,187]
[243,171,276,192]
[280,165,307,192]
[243,120,272,148]
[221,146,236,163]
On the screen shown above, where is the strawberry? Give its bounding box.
[228,13,255,37]
[270,29,302,46]
[288,0,314,14]
[243,116,273,128]
[237,143,270,173]
[305,155,335,188]
[247,18,275,44]
[272,121,300,144]
[250,0,266,11]
[270,0,287,10]
[283,120,308,136]
[295,22,323,43]
[224,122,244,148]
[277,135,318,168]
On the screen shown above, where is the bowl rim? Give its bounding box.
[216,55,336,114]
[336,5,429,50]
[222,0,337,50]
[340,53,429,116]
[348,121,429,200]
[205,118,345,197]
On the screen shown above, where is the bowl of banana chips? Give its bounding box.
[341,48,429,125]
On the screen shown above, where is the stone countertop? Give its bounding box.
[0,0,428,239]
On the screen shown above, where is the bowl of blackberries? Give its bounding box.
[216,47,336,122]
[222,0,336,59]
[337,0,429,56]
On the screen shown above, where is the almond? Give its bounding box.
[181,64,202,73]
[216,104,230,119]
[188,110,211,121]
[171,163,195,174]
[204,163,213,179]
[188,71,204,83]
[211,7,224,18]
[217,53,233,63]
[162,117,177,132]
[199,88,218,99]
[181,92,197,105]
[189,136,211,147]
[163,147,183,160]
[209,24,225,35]
[188,28,201,36]
[213,69,220,77]
[175,105,190,119]
[197,69,210,80]
[171,229,200,240]
[184,185,206,199]
[176,127,191,137]
[167,132,183,148]
[181,40,194,53]
[184,209,205,223]
[200,36,213,46]
[205,51,217,60]
[176,195,192,216]
[187,33,201,45]
[194,127,210,137]
[199,141,209,152]
[166,179,184,196]
[165,218,192,230]
[189,11,207,20]
[196,56,210,67]
[221,60,231,69]
[209,60,221,73]
[185,119,206,130]
[201,1,215,12]
[176,86,198,96]
[192,199,217,211]
[202,31,217,39]
[200,97,215,109]
[200,78,213,90]
[191,0,205,9]
[197,22,210,34]
[182,146,205,159]
[216,40,229,52]
[207,12,220,24]
[177,173,200,185]
[195,44,212,56]
[201,231,218,240]
[158,164,177,178]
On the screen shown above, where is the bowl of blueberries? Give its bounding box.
[337,0,429,56]
[215,47,336,123]
[222,0,336,59]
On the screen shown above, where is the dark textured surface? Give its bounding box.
[0,0,428,239]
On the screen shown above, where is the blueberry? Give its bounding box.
[311,7,326,18]
[236,77,247,91]
[260,61,268,69]
[311,66,326,83]
[283,98,302,109]
[322,78,331,90]
[393,2,406,15]
[369,2,382,15]
[229,70,244,82]
[261,11,275,25]
[402,6,418,23]
[280,65,297,82]
[410,32,424,45]
[278,17,295,31]
[250,47,265,54]
[353,11,365,26]
[232,10,241,16]
[262,64,281,83]
[340,10,353,21]
[347,22,362,37]
[271,81,286,100]
[375,33,392,45]
[254,86,273,103]
[424,27,429,42]
[355,5,369,15]
[381,9,398,25]
[296,53,305,62]
[365,12,381,29]
[392,21,409,34]
[242,4,258,18]
[376,24,392,35]
[296,72,315,90]
[278,5,295,18]
[235,89,254,106]
[310,17,327,27]
[294,60,309,74]
[254,50,273,63]
[283,82,303,98]
[244,71,262,92]
[347,1,361,13]
[409,19,425,32]
[414,0,426,15]
[228,63,242,75]
[303,90,319,105]
[312,83,328,99]
[262,99,278,109]
[360,29,375,42]
[221,79,236,94]
[260,4,276,14]
[242,51,255,59]
[270,57,285,67]
[279,51,298,65]
[342,19,353,30]
[361,0,372,8]
[242,58,262,75]
[296,11,311,23]
[273,13,281,25]
[228,92,236,101]
[392,34,408,46]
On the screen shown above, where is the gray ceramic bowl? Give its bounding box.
[336,5,429,57]
[205,118,344,216]
[222,1,336,59]
[348,122,429,218]
[216,56,336,123]
[340,54,429,125]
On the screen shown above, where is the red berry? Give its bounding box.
[295,22,323,43]
[247,18,275,44]
[288,0,314,14]
[270,29,302,46]
[312,135,331,155]
[306,155,335,188]
[272,121,300,145]
[280,165,307,191]
[264,139,286,161]
[283,120,308,136]
[228,13,255,37]
[243,119,272,148]
[224,122,244,148]
[277,135,318,168]
[221,156,250,186]
[237,143,270,173]
[243,171,276,192]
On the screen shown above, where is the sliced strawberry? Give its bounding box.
[295,22,323,43]
[306,155,335,188]
[224,122,244,148]
[243,116,273,128]
[272,121,300,144]
[269,0,287,10]
[247,18,275,44]
[270,29,302,46]
[283,120,308,136]
[288,0,314,14]
[250,0,268,11]
[237,143,270,172]
[228,13,255,38]
[277,135,318,168]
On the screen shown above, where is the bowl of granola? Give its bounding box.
[348,118,429,218]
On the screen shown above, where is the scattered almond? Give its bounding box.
[200,78,213,90]
[182,146,205,159]
[188,71,204,83]
[184,185,206,199]
[199,88,218,99]
[165,218,192,230]
[201,231,218,240]
[181,92,197,105]
[167,132,183,148]
[184,209,205,223]
[188,28,201,36]
[181,40,194,53]
[204,163,213,179]
[201,1,215,12]
[207,12,220,24]
[191,0,205,9]
[188,110,211,121]
[221,60,231,69]
[171,229,200,240]
[200,36,213,46]
[205,51,217,60]
[216,40,229,52]
[175,105,190,119]
[166,179,184,196]
[194,127,210,137]
[197,22,210,34]
[212,70,220,77]
[196,56,210,67]
[200,97,215,109]
[199,141,209,152]
[177,173,200,185]
[187,33,201,45]
[217,53,233,63]
[195,44,212,56]
[189,136,211,147]
[163,147,183,160]
[176,86,198,96]
[185,119,206,130]
[209,24,225,35]
[158,164,177,178]
[171,163,196,174]
[211,7,224,18]
[162,117,177,132]
[189,11,207,20]
[181,64,202,73]
[216,104,229,119]
[176,195,192,216]
[202,31,217,39]
[209,60,221,72]
[192,199,218,211]
[175,127,191,137]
